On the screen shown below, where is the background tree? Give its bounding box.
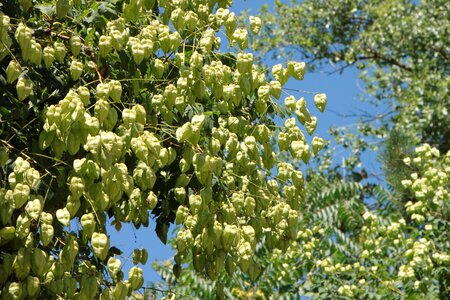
[0,0,325,299]
[257,0,450,152]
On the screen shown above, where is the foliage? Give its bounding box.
[0,0,326,299]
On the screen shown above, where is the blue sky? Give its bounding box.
[110,0,387,288]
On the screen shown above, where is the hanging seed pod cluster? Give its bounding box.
[0,0,326,298]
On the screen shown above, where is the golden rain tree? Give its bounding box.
[0,0,326,299]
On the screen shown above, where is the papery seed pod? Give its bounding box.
[312,136,324,156]
[109,80,122,102]
[305,116,317,135]
[114,281,129,300]
[175,205,189,224]
[232,28,248,49]
[56,207,70,226]
[6,282,24,300]
[256,85,269,103]
[190,51,203,72]
[146,191,158,209]
[224,12,237,36]
[26,276,40,297]
[94,99,110,122]
[16,77,33,101]
[249,16,262,34]
[69,176,84,199]
[287,61,306,80]
[65,194,82,217]
[284,96,296,112]
[290,140,304,159]
[28,40,42,65]
[236,53,253,74]
[176,229,193,254]
[314,93,327,112]
[110,30,127,51]
[54,42,67,62]
[153,58,166,78]
[43,46,56,69]
[15,23,32,48]
[70,36,82,57]
[107,257,121,278]
[128,266,143,290]
[122,108,136,129]
[174,187,186,204]
[99,35,112,57]
[132,103,146,126]
[278,132,289,152]
[140,249,148,264]
[77,86,90,105]
[91,232,109,261]
[24,168,40,189]
[31,248,47,276]
[244,197,256,216]
[272,64,289,85]
[159,30,171,53]
[222,224,238,250]
[70,59,84,81]
[80,213,96,238]
[169,31,181,52]
[13,183,30,208]
[231,192,244,212]
[185,10,199,30]
[6,60,21,84]
[141,39,154,58]
[292,170,304,188]
[269,80,282,99]
[25,196,42,220]
[131,42,145,64]
[189,194,202,214]
[40,211,53,224]
[199,28,215,52]
[40,223,54,246]
[176,123,193,142]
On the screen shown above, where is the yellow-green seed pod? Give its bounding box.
[54,42,67,63]
[70,59,84,81]
[43,46,56,69]
[16,77,33,101]
[128,266,144,290]
[40,223,54,246]
[70,36,82,57]
[26,276,40,297]
[80,213,96,238]
[91,232,110,261]
[31,248,47,277]
[6,60,21,84]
